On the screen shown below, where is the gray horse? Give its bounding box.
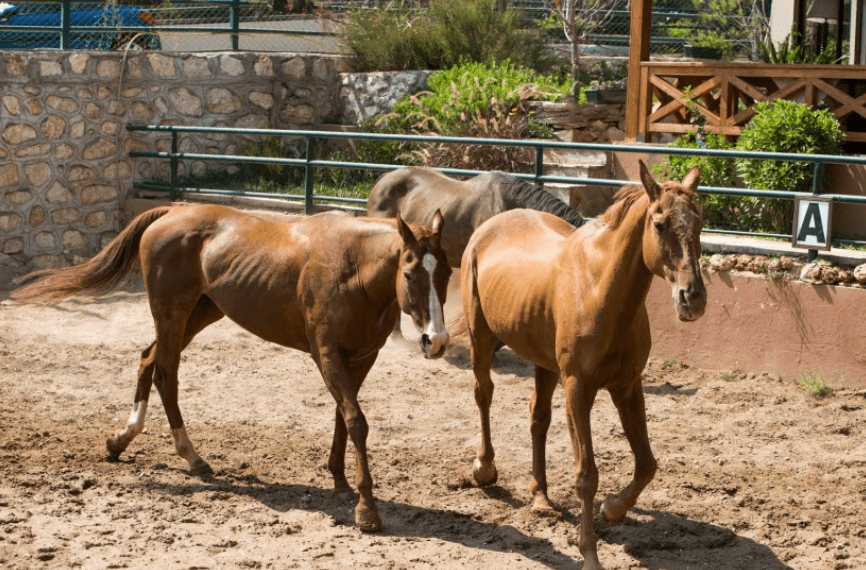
[367,166,584,268]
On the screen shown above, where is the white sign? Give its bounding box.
[792,196,833,251]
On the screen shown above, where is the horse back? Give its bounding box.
[464,210,574,371]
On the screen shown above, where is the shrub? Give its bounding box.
[735,100,844,233]
[653,131,754,230]
[799,374,833,397]
[340,0,561,75]
[389,60,571,134]
[373,61,570,170]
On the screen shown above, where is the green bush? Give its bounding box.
[370,61,569,170]
[340,0,561,75]
[735,100,844,233]
[653,131,755,230]
[389,60,571,135]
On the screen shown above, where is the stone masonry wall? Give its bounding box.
[0,51,352,270]
[0,52,626,270]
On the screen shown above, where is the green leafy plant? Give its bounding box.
[388,60,571,133]
[374,61,570,170]
[652,131,758,231]
[757,32,841,64]
[799,374,833,397]
[689,30,735,58]
[735,100,844,233]
[340,0,560,75]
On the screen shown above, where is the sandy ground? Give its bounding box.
[1,270,865,570]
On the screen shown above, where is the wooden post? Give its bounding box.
[625,0,653,141]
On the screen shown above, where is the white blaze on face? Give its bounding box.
[422,253,448,354]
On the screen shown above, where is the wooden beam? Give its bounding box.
[625,0,653,141]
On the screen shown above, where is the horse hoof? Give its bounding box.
[472,458,498,487]
[530,493,556,514]
[105,435,126,458]
[599,496,626,525]
[189,460,214,477]
[355,506,382,532]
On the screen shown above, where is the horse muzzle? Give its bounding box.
[420,330,448,359]
[674,282,707,322]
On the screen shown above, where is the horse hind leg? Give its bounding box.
[106,341,156,459]
[469,319,499,486]
[109,295,224,473]
[528,366,559,512]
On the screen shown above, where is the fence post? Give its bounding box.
[534,145,544,187]
[807,161,824,262]
[60,0,70,50]
[304,136,315,215]
[230,0,240,51]
[169,131,178,201]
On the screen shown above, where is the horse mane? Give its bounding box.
[601,185,647,230]
[498,176,585,227]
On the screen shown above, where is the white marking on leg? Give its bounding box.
[126,400,148,437]
[422,253,449,355]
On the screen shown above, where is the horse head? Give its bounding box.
[639,160,707,322]
[395,209,452,358]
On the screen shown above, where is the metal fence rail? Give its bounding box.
[127,124,866,260]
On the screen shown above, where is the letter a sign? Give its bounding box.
[792,196,833,251]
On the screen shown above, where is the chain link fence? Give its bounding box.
[0,0,753,55]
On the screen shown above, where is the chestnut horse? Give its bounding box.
[460,161,706,569]
[12,204,452,532]
[367,166,584,268]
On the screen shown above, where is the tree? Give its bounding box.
[542,0,625,95]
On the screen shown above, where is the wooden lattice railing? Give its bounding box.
[636,62,866,142]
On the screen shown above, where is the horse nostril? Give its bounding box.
[421,334,432,349]
[679,289,688,306]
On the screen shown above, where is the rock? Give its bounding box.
[799,263,822,284]
[709,253,733,272]
[853,263,866,284]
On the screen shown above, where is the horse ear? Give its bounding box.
[682,164,701,191]
[396,211,417,246]
[431,209,444,239]
[639,159,661,201]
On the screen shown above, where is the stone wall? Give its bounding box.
[0,51,353,269]
[0,53,628,270]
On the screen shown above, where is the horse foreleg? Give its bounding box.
[563,376,603,570]
[600,382,657,525]
[528,366,558,511]
[106,342,156,459]
[319,348,381,531]
[327,405,351,491]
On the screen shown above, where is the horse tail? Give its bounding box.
[12,207,173,304]
[501,177,586,227]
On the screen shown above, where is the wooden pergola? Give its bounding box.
[624,0,866,143]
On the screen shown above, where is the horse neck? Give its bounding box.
[355,233,402,309]
[576,196,654,316]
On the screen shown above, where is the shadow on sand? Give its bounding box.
[146,471,790,570]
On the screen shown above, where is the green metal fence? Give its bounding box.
[127,124,866,260]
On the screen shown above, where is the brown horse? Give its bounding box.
[460,161,706,570]
[367,166,584,268]
[12,204,452,532]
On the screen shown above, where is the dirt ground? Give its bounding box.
[1,271,865,570]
